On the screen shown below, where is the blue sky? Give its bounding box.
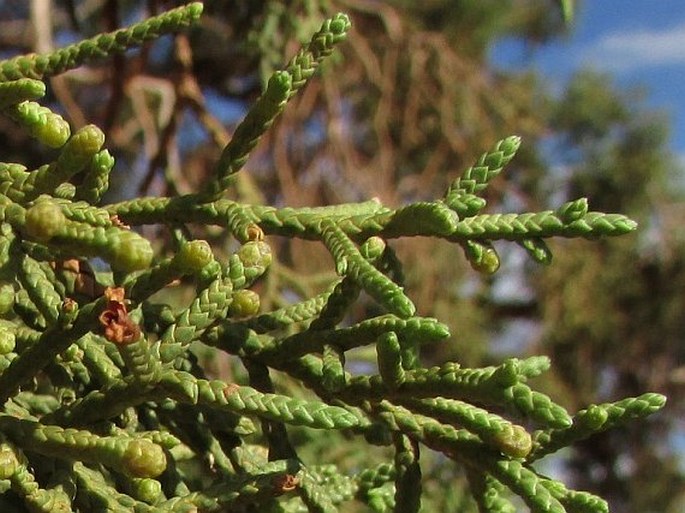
[491,0,685,162]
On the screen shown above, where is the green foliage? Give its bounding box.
[0,3,203,82]
[518,65,685,511]
[0,2,666,513]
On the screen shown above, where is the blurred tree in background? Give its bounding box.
[0,0,682,511]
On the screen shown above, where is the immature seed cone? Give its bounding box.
[24,200,66,242]
[228,289,261,318]
[106,229,154,272]
[122,439,167,478]
[238,240,273,269]
[175,239,214,273]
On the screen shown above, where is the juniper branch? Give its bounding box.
[0,3,204,81]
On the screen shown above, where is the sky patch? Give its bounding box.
[584,21,685,72]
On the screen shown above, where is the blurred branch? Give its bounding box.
[31,0,87,127]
